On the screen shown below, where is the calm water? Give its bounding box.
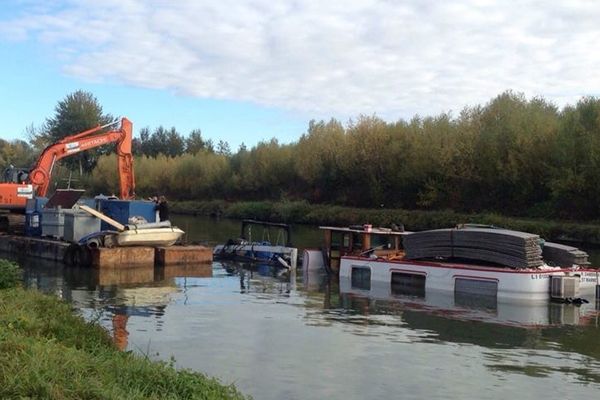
[12,216,600,400]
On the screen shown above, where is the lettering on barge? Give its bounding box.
[530,274,550,280]
[580,271,599,284]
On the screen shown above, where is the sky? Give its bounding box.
[1,0,599,150]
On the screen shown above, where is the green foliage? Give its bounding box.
[137,126,186,158]
[0,139,36,171]
[172,200,600,244]
[0,259,21,289]
[186,129,211,154]
[23,90,600,221]
[0,286,248,399]
[32,90,114,173]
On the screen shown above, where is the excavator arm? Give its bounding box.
[0,117,135,210]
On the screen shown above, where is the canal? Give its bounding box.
[14,216,600,400]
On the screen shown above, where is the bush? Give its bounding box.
[0,259,21,289]
[171,200,600,244]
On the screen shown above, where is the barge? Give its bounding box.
[303,225,600,304]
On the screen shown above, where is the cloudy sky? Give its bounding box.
[1,0,599,148]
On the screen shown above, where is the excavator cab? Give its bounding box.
[2,166,29,184]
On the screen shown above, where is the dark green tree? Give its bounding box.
[136,126,185,158]
[185,129,209,154]
[165,127,185,157]
[216,140,231,156]
[31,90,113,173]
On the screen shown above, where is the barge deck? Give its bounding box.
[0,234,212,268]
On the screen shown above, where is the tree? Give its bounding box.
[185,129,208,154]
[165,127,185,157]
[0,139,36,170]
[135,126,185,158]
[216,140,231,156]
[31,90,113,174]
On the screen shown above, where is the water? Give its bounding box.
[12,216,600,400]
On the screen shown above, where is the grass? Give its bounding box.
[0,259,21,289]
[0,261,248,400]
[172,199,600,244]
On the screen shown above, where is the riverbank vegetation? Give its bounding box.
[0,259,247,400]
[81,91,600,222]
[171,200,600,244]
[6,90,600,222]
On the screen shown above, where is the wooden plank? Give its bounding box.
[78,204,125,231]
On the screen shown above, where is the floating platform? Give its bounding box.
[0,234,212,268]
[156,245,212,266]
[0,233,69,262]
[91,247,155,268]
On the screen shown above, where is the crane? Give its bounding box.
[0,117,135,210]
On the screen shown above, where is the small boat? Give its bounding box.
[77,205,185,247]
[303,224,600,303]
[115,226,185,247]
[213,219,298,268]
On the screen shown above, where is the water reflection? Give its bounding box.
[14,255,210,351]
[325,278,600,387]
[8,250,600,400]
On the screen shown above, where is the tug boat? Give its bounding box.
[303,225,600,304]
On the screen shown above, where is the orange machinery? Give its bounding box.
[0,117,135,210]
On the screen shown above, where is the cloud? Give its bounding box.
[2,0,600,119]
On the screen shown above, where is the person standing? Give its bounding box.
[156,195,170,222]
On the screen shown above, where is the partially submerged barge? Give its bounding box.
[303,225,600,303]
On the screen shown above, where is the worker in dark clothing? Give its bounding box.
[156,195,170,221]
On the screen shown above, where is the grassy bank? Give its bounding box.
[0,260,247,400]
[172,200,600,245]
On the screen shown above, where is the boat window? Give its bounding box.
[343,234,351,249]
[351,266,371,290]
[331,232,351,250]
[391,272,426,297]
[371,234,393,249]
[351,233,363,250]
[454,278,498,297]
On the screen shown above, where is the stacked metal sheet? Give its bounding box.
[404,228,544,268]
[542,242,590,266]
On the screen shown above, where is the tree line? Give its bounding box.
[16,91,232,175]
[6,90,600,220]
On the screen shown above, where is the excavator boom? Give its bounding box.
[0,117,135,210]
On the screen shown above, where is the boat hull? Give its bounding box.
[339,256,600,304]
[115,227,184,247]
[213,244,298,268]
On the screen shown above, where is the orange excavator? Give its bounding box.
[0,117,135,211]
